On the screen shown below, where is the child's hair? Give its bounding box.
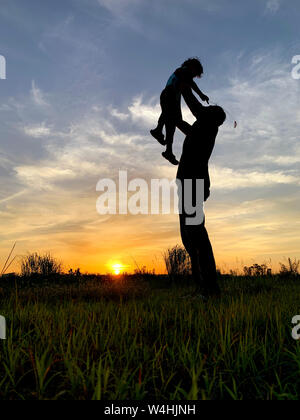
[181,57,203,76]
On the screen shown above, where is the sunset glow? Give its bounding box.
[111,264,124,276]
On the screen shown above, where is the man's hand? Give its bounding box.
[200,94,209,104]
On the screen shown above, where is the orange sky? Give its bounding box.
[1,183,299,275]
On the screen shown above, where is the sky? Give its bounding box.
[0,0,300,274]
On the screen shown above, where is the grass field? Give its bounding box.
[0,274,300,400]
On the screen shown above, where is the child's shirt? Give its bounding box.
[165,67,194,102]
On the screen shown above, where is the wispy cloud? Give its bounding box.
[31,81,49,107]
[212,166,300,190]
[23,122,51,138]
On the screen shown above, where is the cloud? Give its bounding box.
[128,96,160,127]
[15,165,76,190]
[109,107,130,121]
[97,0,139,13]
[206,50,300,170]
[258,154,300,166]
[125,95,195,128]
[23,123,51,138]
[211,166,300,190]
[31,81,49,107]
[0,190,27,204]
[96,0,142,32]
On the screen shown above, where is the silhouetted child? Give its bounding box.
[151,58,209,165]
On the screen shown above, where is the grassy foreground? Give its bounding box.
[0,275,300,400]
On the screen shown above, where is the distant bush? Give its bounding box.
[134,266,155,277]
[163,245,191,281]
[20,253,62,277]
[279,258,300,277]
[243,264,271,277]
[68,268,82,276]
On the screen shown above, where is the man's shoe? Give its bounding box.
[150,129,166,145]
[162,151,179,166]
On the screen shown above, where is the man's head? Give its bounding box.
[205,105,226,127]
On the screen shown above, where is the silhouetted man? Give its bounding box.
[177,90,226,298]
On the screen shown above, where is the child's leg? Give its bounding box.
[151,112,166,145]
[150,91,167,145]
[156,112,165,132]
[162,116,191,165]
[165,121,176,154]
[163,94,181,154]
[162,120,179,165]
[160,89,181,164]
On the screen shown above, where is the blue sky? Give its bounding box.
[0,0,300,273]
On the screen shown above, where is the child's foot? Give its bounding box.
[150,129,166,145]
[162,151,179,166]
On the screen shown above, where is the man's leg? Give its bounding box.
[181,213,220,296]
[180,214,205,293]
[190,252,206,292]
[196,222,220,296]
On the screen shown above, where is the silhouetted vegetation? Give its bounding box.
[163,245,191,283]
[20,253,62,277]
[279,258,300,278]
[243,263,272,277]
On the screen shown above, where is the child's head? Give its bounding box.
[181,57,203,78]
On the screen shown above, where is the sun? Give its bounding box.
[111,263,124,275]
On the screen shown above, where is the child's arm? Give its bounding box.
[191,81,209,104]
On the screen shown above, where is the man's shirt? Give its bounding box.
[177,118,219,201]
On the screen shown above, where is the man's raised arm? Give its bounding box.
[182,87,206,121]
